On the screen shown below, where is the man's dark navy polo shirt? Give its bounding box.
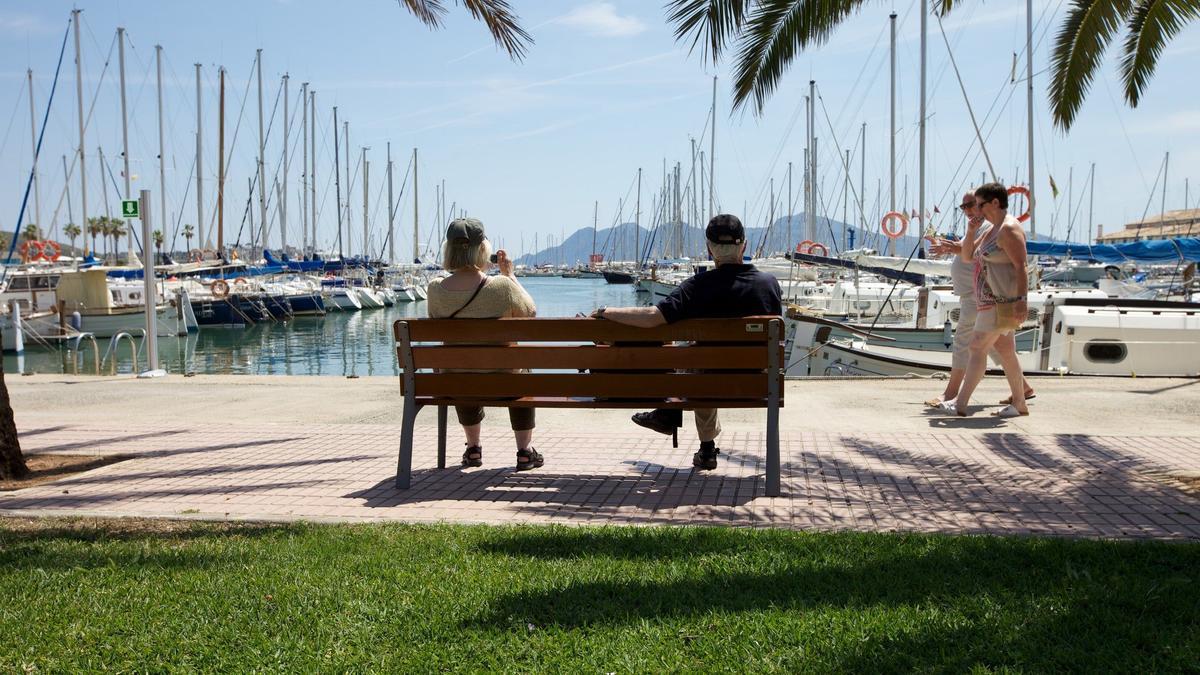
[655,263,783,324]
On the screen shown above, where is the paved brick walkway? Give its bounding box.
[3,422,1198,540]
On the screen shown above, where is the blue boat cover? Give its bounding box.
[1026,237,1200,263]
[264,249,325,272]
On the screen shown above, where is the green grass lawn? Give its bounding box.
[1,518,1197,672]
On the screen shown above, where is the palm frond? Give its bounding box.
[396,0,448,29]
[1048,0,1132,130]
[933,0,961,15]
[731,0,868,115]
[460,0,534,61]
[665,0,751,65]
[1119,0,1200,108]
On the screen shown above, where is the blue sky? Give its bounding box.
[1,0,1198,259]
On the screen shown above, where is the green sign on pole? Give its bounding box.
[121,199,140,218]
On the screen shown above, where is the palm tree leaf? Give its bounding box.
[1049,0,1132,130]
[731,0,869,114]
[665,0,751,65]
[1120,0,1200,108]
[395,0,448,29]
[459,0,534,61]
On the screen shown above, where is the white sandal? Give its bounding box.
[992,404,1029,418]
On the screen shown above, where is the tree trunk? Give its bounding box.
[0,326,28,480]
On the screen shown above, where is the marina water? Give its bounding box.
[5,278,647,377]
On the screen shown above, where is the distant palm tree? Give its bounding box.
[665,0,1200,129]
[152,229,164,264]
[64,223,81,256]
[183,224,195,254]
[396,0,532,60]
[21,223,41,242]
[109,219,126,262]
[86,217,105,257]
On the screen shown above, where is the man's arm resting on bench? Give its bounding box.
[592,305,666,328]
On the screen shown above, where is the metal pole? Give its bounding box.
[843,149,850,251]
[27,69,41,233]
[387,142,394,263]
[860,122,866,234]
[118,28,132,251]
[301,82,308,253]
[919,0,928,248]
[1026,0,1036,239]
[635,167,642,266]
[1161,152,1169,220]
[97,146,110,255]
[808,82,816,244]
[281,74,289,253]
[140,189,158,371]
[344,121,351,256]
[195,63,204,256]
[591,200,598,266]
[1089,162,1095,242]
[256,49,267,253]
[787,161,793,251]
[155,45,166,261]
[73,10,88,255]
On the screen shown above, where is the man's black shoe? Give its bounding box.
[631,411,679,436]
[693,441,720,470]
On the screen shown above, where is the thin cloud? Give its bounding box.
[0,10,55,35]
[553,3,646,38]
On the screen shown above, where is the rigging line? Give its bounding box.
[3,19,70,281]
[815,88,871,235]
[0,80,26,166]
[936,12,995,181]
[207,56,258,237]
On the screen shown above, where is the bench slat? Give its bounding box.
[399,316,779,343]
[412,372,768,398]
[415,396,781,409]
[411,344,771,370]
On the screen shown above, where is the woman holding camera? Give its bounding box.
[426,218,542,470]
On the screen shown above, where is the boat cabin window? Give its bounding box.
[1083,340,1127,364]
[6,275,59,291]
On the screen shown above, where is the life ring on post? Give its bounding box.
[880,211,909,239]
[210,279,230,299]
[807,242,828,257]
[42,241,61,262]
[1007,185,1031,223]
[796,239,815,254]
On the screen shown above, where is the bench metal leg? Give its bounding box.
[766,399,781,497]
[396,397,419,489]
[672,429,678,448]
[437,405,448,469]
[766,319,782,497]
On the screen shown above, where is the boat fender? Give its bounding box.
[880,211,909,239]
[1007,185,1032,223]
[69,311,82,331]
[942,319,953,348]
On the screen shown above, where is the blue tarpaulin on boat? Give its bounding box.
[264,249,324,272]
[1026,238,1200,263]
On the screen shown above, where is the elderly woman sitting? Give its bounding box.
[425,218,542,470]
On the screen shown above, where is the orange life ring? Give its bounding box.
[42,241,61,262]
[1007,185,1031,223]
[880,211,909,239]
[232,277,249,286]
[210,279,230,299]
[807,242,828,256]
[796,240,815,254]
[19,240,44,261]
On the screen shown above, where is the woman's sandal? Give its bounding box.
[515,447,544,472]
[999,392,1036,405]
[462,445,483,468]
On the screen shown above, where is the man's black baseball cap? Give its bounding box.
[705,214,745,244]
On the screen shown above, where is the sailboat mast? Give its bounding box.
[72,9,88,255]
[709,76,716,220]
[344,121,351,256]
[195,63,204,254]
[859,122,866,236]
[889,11,897,218]
[807,81,816,245]
[412,147,418,263]
[919,0,927,246]
[591,200,598,266]
[301,82,308,253]
[362,148,369,260]
[1025,0,1036,239]
[787,161,793,251]
[333,106,342,259]
[156,45,167,257]
[27,69,41,233]
[310,90,317,250]
[281,74,289,253]
[256,49,267,253]
[217,67,226,252]
[118,28,132,250]
[635,167,642,266]
[1162,152,1169,219]
[1088,163,1095,242]
[387,142,394,264]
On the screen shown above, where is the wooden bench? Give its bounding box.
[392,316,786,495]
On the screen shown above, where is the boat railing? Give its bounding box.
[63,332,101,375]
[102,331,140,375]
